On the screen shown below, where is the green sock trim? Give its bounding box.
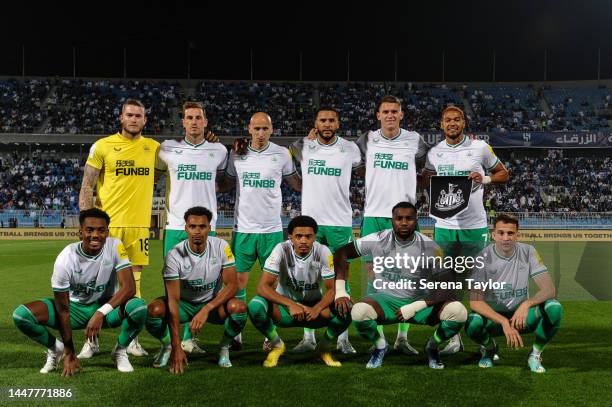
[398,323,410,333]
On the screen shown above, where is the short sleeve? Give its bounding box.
[350,142,362,168]
[221,241,235,268]
[217,148,229,172]
[225,152,237,178]
[481,142,500,171]
[262,244,283,276]
[113,240,131,272]
[424,150,436,172]
[155,147,168,172]
[85,142,104,170]
[162,251,181,280]
[320,245,335,280]
[355,133,368,162]
[282,148,297,176]
[416,133,429,159]
[353,233,380,257]
[51,250,71,292]
[529,246,548,277]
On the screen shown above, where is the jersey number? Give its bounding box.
[139,238,149,252]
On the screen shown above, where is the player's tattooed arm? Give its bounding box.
[79,164,100,210]
[285,173,302,192]
[53,290,82,376]
[257,271,306,321]
[419,168,436,190]
[216,172,235,193]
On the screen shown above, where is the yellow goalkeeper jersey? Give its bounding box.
[86,132,160,227]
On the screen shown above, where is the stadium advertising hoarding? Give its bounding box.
[421,131,612,148]
[4,228,611,241]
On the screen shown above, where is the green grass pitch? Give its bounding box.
[0,240,610,406]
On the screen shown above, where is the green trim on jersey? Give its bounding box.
[115,263,132,272]
[184,240,206,258]
[316,136,338,147]
[76,243,102,260]
[445,134,468,148]
[247,142,270,153]
[183,138,206,148]
[379,129,401,141]
[492,245,517,261]
[163,229,217,257]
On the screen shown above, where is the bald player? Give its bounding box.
[218,112,302,349]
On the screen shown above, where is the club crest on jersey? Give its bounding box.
[240,155,247,160]
[429,176,472,220]
[174,149,183,155]
[436,152,443,157]
[373,137,380,143]
[309,143,316,150]
[114,147,122,152]
[435,183,465,211]
[183,264,193,273]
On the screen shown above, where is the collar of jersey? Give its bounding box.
[184,138,206,148]
[77,242,103,260]
[379,129,401,141]
[316,136,338,147]
[393,233,417,247]
[445,134,467,148]
[248,142,270,153]
[185,240,207,258]
[493,245,516,261]
[294,248,313,260]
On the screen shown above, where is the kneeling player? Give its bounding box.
[13,208,146,375]
[466,214,563,373]
[334,202,467,369]
[145,206,246,372]
[247,216,350,367]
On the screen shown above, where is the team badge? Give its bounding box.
[429,176,472,220]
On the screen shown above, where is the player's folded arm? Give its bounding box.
[257,269,295,309]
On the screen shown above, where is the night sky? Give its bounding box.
[2,1,612,81]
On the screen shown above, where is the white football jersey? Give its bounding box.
[472,242,548,312]
[163,237,235,303]
[355,229,443,300]
[51,238,131,304]
[357,129,428,218]
[291,136,361,227]
[226,142,296,233]
[263,240,335,303]
[425,136,499,229]
[156,139,228,231]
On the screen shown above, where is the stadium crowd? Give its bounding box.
[2,78,612,135]
[1,148,610,217]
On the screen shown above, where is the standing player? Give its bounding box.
[155,101,227,353]
[289,107,361,354]
[218,112,301,349]
[145,207,246,371]
[357,95,429,354]
[466,214,563,373]
[78,99,158,358]
[333,202,467,369]
[422,106,508,355]
[12,208,147,375]
[247,216,350,367]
